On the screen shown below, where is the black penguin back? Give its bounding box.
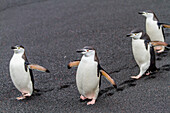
[147,46,158,73]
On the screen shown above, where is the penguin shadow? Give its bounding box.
[98,79,137,97]
[32,88,55,97]
[117,73,158,91]
[161,64,170,71]
[144,64,170,80]
[32,89,42,96]
[156,48,169,60]
[24,88,54,100]
[98,86,115,97]
[79,98,93,103]
[158,64,170,72]
[36,88,55,93]
[116,79,137,91]
[144,75,156,80]
[59,84,70,90]
[143,72,157,80]
[164,32,170,37]
[58,82,75,90]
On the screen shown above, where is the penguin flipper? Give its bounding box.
[163,24,170,28]
[28,64,50,73]
[158,23,170,28]
[100,70,117,89]
[150,41,169,47]
[68,61,80,69]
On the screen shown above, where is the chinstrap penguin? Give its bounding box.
[68,46,117,105]
[127,29,169,79]
[9,45,50,100]
[138,10,170,53]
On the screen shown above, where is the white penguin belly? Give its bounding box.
[9,56,33,94]
[146,20,164,42]
[132,39,150,66]
[76,60,99,98]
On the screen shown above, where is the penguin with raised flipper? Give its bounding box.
[9,45,50,100]
[68,46,117,105]
[138,10,170,53]
[127,29,169,79]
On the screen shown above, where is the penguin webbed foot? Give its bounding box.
[16,96,26,100]
[80,95,87,100]
[16,93,32,100]
[145,72,151,76]
[156,49,164,53]
[131,75,142,79]
[87,99,96,105]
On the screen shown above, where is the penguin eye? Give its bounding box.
[87,50,89,52]
[18,47,20,49]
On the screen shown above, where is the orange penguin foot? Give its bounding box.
[16,93,31,100]
[155,46,164,53]
[16,96,26,100]
[80,95,87,100]
[145,72,151,75]
[131,75,142,79]
[157,49,164,53]
[87,99,96,105]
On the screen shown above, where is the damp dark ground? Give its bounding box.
[0,0,169,112]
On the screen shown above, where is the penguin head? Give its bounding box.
[138,10,157,19]
[76,46,96,57]
[127,29,143,40]
[11,45,25,54]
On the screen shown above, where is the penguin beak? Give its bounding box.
[126,34,131,37]
[138,11,144,15]
[76,49,86,53]
[11,46,17,49]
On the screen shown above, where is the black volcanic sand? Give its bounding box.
[0,0,169,112]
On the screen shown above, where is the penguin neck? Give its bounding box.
[13,52,24,59]
[132,37,141,40]
[146,16,156,23]
[132,38,142,43]
[82,53,95,62]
